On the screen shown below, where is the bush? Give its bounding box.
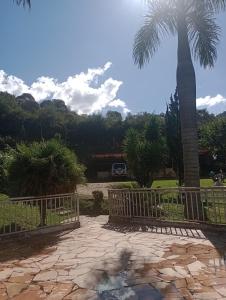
[79,194,108,215]
[0,193,9,201]
[7,139,86,226]
[8,139,86,197]
[92,190,104,211]
[0,150,14,194]
[113,182,139,189]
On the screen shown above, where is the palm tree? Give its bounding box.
[14,0,31,8]
[133,0,225,189]
[8,139,86,226]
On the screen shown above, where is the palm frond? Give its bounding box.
[14,0,31,8]
[188,5,220,68]
[133,0,176,68]
[199,0,226,12]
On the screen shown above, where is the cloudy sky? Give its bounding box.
[0,0,225,115]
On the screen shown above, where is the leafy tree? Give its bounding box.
[0,150,14,194]
[52,99,68,112]
[105,111,122,126]
[124,116,166,187]
[0,92,25,139]
[0,136,16,151]
[2,90,226,186]
[145,114,164,142]
[16,93,39,112]
[105,111,125,152]
[125,112,153,132]
[200,116,226,169]
[165,90,183,185]
[197,109,215,129]
[133,0,225,189]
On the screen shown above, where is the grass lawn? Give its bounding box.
[0,194,9,201]
[0,201,76,235]
[112,179,220,189]
[0,195,108,234]
[152,178,221,188]
[160,202,226,224]
[1,178,225,232]
[112,180,226,224]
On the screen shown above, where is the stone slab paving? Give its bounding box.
[0,216,226,299]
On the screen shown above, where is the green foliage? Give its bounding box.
[113,182,139,189]
[133,0,225,190]
[105,111,122,127]
[165,90,183,185]
[0,202,73,234]
[124,112,154,132]
[133,0,223,69]
[2,90,226,179]
[0,150,14,194]
[0,92,166,166]
[92,190,104,210]
[8,139,86,197]
[152,178,219,188]
[0,194,9,201]
[197,109,215,128]
[145,115,163,142]
[79,195,108,215]
[123,116,166,187]
[200,116,226,168]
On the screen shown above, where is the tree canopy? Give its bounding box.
[0,91,226,190]
[123,116,167,187]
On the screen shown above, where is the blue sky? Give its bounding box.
[0,0,225,115]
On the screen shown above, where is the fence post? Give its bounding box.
[74,192,79,222]
[108,190,112,216]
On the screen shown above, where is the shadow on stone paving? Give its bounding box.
[91,250,179,300]
[103,222,208,239]
[88,247,226,299]
[202,230,226,247]
[0,230,72,263]
[103,223,226,274]
[201,230,226,269]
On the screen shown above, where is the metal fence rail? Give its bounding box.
[0,193,79,237]
[109,188,226,227]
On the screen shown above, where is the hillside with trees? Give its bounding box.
[0,91,225,189]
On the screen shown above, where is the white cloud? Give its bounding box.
[0,62,130,115]
[108,99,131,114]
[197,94,226,114]
[109,99,126,108]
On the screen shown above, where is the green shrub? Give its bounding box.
[0,193,9,201]
[0,150,14,194]
[79,195,108,215]
[113,182,139,189]
[7,139,86,227]
[8,139,86,197]
[92,190,104,210]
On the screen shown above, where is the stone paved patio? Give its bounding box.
[0,216,226,299]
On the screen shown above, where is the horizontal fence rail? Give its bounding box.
[109,188,226,227]
[0,193,79,237]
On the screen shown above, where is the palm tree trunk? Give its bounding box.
[176,15,200,188]
[176,13,205,221]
